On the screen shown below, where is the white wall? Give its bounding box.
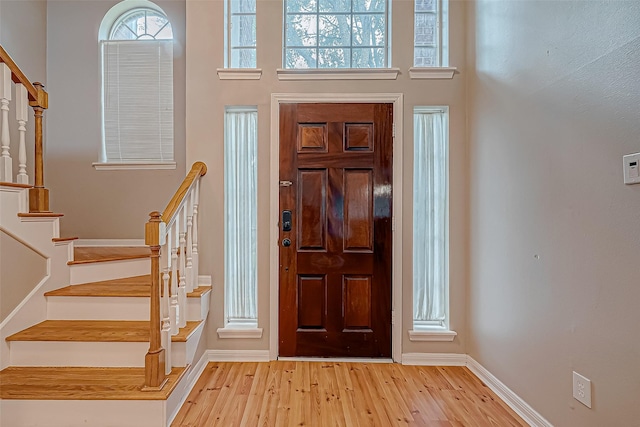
[186,0,469,354]
[45,0,187,238]
[467,1,640,425]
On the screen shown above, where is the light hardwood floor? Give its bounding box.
[172,362,527,427]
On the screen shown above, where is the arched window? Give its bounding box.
[98,2,174,167]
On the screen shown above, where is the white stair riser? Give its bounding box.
[9,341,189,367]
[1,399,166,427]
[69,258,150,284]
[171,322,205,368]
[10,341,148,367]
[47,294,210,321]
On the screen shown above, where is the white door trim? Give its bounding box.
[269,93,404,362]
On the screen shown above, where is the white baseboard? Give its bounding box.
[401,352,467,366]
[206,349,270,362]
[466,356,553,427]
[74,239,145,247]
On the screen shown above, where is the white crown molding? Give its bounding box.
[74,239,146,247]
[92,162,177,171]
[466,356,553,427]
[401,352,467,366]
[277,68,400,81]
[217,68,262,80]
[409,67,458,79]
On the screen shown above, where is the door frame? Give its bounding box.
[269,93,404,362]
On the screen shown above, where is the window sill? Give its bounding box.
[217,327,263,339]
[409,67,458,79]
[408,328,457,342]
[217,68,262,80]
[92,162,176,171]
[277,68,400,81]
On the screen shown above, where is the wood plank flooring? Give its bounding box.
[172,362,527,427]
[6,320,201,342]
[0,366,186,400]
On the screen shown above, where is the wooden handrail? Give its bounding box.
[0,46,47,108]
[144,161,207,390]
[161,161,207,224]
[0,44,49,212]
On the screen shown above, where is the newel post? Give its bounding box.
[28,82,49,212]
[143,211,168,390]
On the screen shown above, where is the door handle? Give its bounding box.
[282,238,291,247]
[282,210,292,232]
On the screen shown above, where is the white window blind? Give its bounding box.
[224,107,258,327]
[413,108,448,328]
[101,40,174,163]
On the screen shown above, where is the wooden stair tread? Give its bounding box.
[6,320,201,342]
[0,182,32,189]
[69,246,151,265]
[52,236,78,242]
[17,212,64,217]
[45,275,212,298]
[0,366,186,400]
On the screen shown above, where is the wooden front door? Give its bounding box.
[278,103,393,357]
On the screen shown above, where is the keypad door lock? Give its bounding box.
[282,210,292,232]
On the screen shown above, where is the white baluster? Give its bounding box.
[170,227,179,335]
[178,207,187,329]
[160,245,171,374]
[192,179,200,286]
[0,64,12,182]
[15,84,29,184]
[185,191,194,293]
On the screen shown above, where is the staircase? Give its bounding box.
[0,181,210,426]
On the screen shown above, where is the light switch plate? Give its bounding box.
[623,153,640,184]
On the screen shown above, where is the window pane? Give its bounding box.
[231,48,256,68]
[352,47,385,68]
[230,0,256,14]
[285,48,317,68]
[414,47,437,66]
[286,0,317,13]
[319,14,351,46]
[284,0,389,68]
[318,48,350,68]
[413,110,448,325]
[416,0,436,13]
[415,13,436,46]
[319,0,349,12]
[110,9,173,40]
[231,14,256,47]
[353,0,386,13]
[224,107,258,326]
[352,14,385,47]
[286,14,318,47]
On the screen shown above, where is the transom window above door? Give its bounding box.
[283,0,390,69]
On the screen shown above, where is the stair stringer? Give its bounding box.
[0,187,72,370]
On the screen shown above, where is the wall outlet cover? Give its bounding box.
[573,371,592,408]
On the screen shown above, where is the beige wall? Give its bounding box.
[0,231,47,322]
[45,0,187,238]
[467,0,640,425]
[186,0,469,354]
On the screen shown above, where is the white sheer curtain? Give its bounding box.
[413,109,448,327]
[224,107,258,327]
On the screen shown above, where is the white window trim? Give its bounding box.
[217,68,262,80]
[409,66,457,79]
[269,93,404,362]
[277,68,399,81]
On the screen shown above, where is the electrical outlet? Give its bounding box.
[573,371,592,408]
